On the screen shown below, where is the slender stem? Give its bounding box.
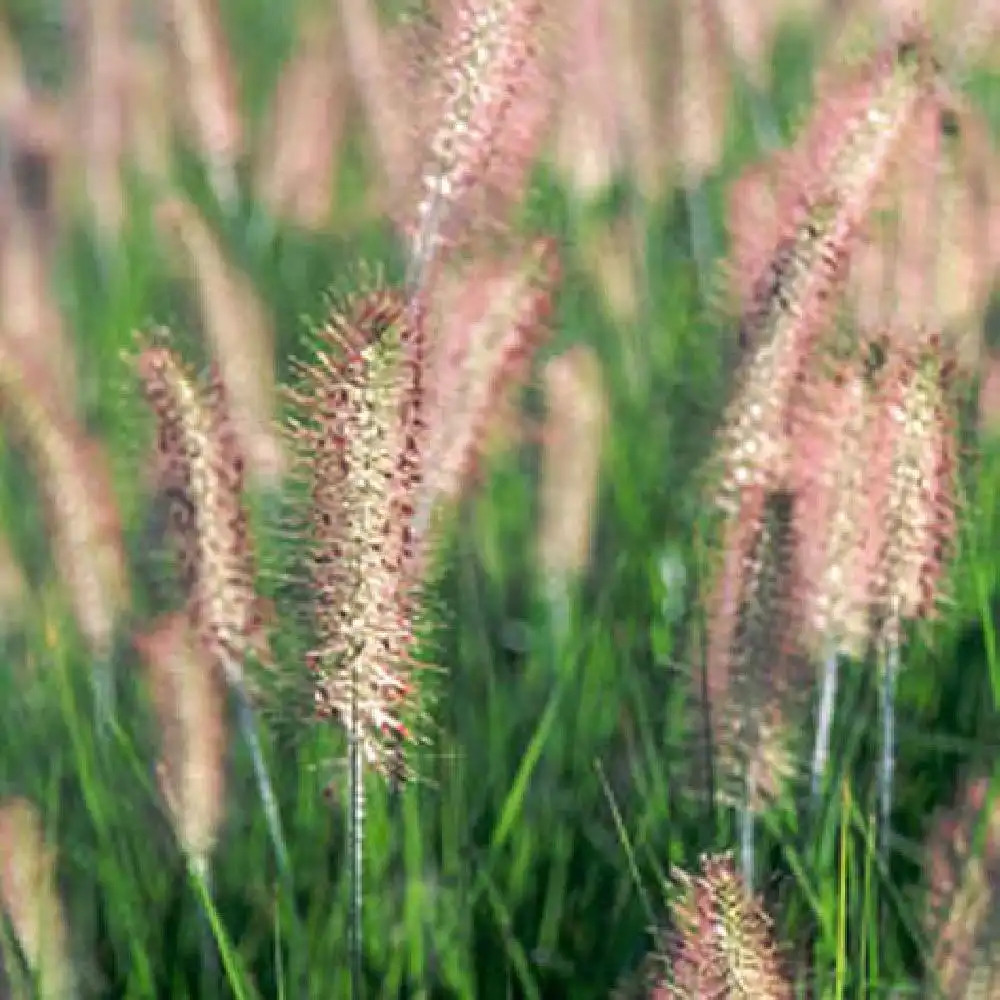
[811,643,840,804]
[92,652,115,738]
[192,856,219,994]
[231,680,291,880]
[879,632,899,861]
[348,666,365,1000]
[740,771,755,892]
[349,734,364,999]
[683,180,714,306]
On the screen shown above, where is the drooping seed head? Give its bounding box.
[286,284,429,779]
[135,337,267,688]
[653,853,792,999]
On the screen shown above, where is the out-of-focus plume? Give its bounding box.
[537,345,607,596]
[668,0,729,186]
[137,612,228,878]
[550,0,627,200]
[163,0,243,201]
[847,93,1000,376]
[0,528,27,635]
[602,0,668,202]
[0,15,28,111]
[155,197,284,485]
[337,0,413,209]
[286,285,431,778]
[127,33,174,187]
[135,339,269,687]
[0,99,75,402]
[421,236,559,519]
[925,774,1000,998]
[255,2,348,230]
[76,0,131,238]
[651,853,792,999]
[979,347,1000,437]
[703,486,812,816]
[0,339,128,664]
[0,798,77,1000]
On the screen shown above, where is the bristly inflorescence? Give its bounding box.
[714,30,940,512]
[135,337,269,689]
[704,486,812,811]
[652,853,792,999]
[868,330,959,649]
[286,285,430,780]
[407,0,554,277]
[700,27,963,826]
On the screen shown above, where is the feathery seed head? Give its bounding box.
[714,30,939,513]
[408,0,556,271]
[135,338,266,688]
[288,285,430,780]
[789,361,880,658]
[654,853,792,999]
[868,330,958,643]
[704,487,811,811]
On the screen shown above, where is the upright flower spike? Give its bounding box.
[135,340,268,686]
[703,486,812,885]
[714,30,939,510]
[287,285,429,779]
[788,357,882,798]
[868,330,958,645]
[866,329,958,853]
[406,0,556,285]
[652,853,792,999]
